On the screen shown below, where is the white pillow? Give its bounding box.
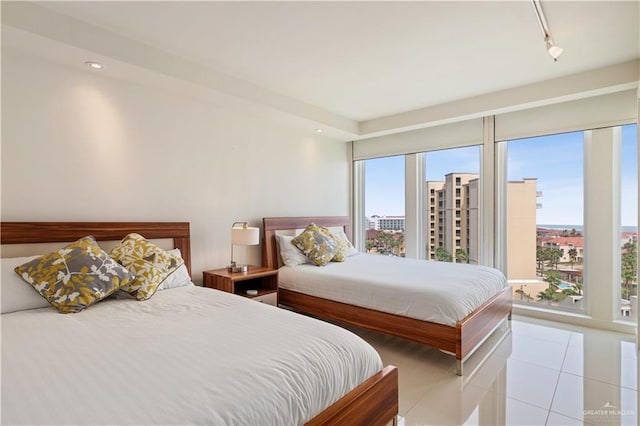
[158,249,193,290]
[276,235,309,267]
[1,256,52,314]
[332,229,359,257]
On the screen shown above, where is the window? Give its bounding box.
[504,132,585,312]
[363,156,405,256]
[353,97,636,329]
[424,146,481,262]
[620,124,637,321]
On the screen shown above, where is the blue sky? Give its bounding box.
[364,124,638,227]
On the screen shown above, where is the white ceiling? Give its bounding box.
[3,1,639,138]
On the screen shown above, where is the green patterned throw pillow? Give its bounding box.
[292,223,338,266]
[14,236,133,314]
[110,233,183,301]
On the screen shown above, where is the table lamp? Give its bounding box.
[228,221,260,273]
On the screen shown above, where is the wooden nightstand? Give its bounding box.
[202,266,278,306]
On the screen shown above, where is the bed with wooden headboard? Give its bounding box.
[263,216,512,376]
[1,221,398,426]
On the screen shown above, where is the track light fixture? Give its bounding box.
[545,36,563,61]
[532,0,563,61]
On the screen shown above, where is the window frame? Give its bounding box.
[351,94,637,331]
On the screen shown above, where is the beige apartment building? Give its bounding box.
[426,174,538,282]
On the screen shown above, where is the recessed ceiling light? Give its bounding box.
[315,129,323,133]
[85,61,103,69]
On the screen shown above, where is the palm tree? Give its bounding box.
[515,287,533,301]
[536,246,548,273]
[376,232,394,255]
[538,270,567,304]
[548,248,563,270]
[567,280,583,296]
[435,247,452,262]
[537,287,557,303]
[365,239,374,253]
[455,248,468,264]
[392,234,405,257]
[568,248,578,268]
[621,240,637,299]
[544,270,561,287]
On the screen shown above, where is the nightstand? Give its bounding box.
[202,266,278,306]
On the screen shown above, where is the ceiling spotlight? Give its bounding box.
[315,129,323,133]
[85,61,103,69]
[532,0,563,62]
[545,37,563,61]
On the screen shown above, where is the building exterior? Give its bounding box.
[368,215,405,231]
[539,236,584,264]
[506,178,539,281]
[426,173,477,262]
[426,181,444,256]
[426,174,538,282]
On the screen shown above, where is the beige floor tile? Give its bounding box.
[506,358,561,410]
[400,379,493,425]
[550,372,638,425]
[562,332,637,390]
[510,333,569,371]
[346,317,636,426]
[505,397,550,425]
[546,411,592,425]
[511,316,573,345]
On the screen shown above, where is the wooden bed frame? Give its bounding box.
[263,216,513,376]
[1,221,398,426]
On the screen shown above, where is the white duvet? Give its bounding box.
[279,254,508,326]
[1,285,382,425]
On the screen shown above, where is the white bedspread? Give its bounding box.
[279,254,508,326]
[1,285,382,425]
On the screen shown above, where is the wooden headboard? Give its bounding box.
[262,216,351,269]
[0,222,192,276]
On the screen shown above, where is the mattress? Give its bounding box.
[279,253,508,326]
[1,285,383,425]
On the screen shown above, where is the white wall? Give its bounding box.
[1,51,350,282]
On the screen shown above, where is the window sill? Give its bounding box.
[513,304,637,335]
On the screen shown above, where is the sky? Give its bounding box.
[364,124,638,227]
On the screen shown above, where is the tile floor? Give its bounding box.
[346,315,638,425]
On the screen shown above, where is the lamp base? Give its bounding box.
[228,264,249,273]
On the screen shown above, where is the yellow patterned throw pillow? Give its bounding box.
[319,227,348,262]
[292,223,338,266]
[14,236,133,314]
[110,233,183,301]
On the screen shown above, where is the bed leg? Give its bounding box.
[392,415,398,426]
[456,359,463,376]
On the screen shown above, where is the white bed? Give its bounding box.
[263,216,513,376]
[279,253,508,327]
[1,221,398,426]
[2,285,383,425]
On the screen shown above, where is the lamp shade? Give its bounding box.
[231,226,260,246]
